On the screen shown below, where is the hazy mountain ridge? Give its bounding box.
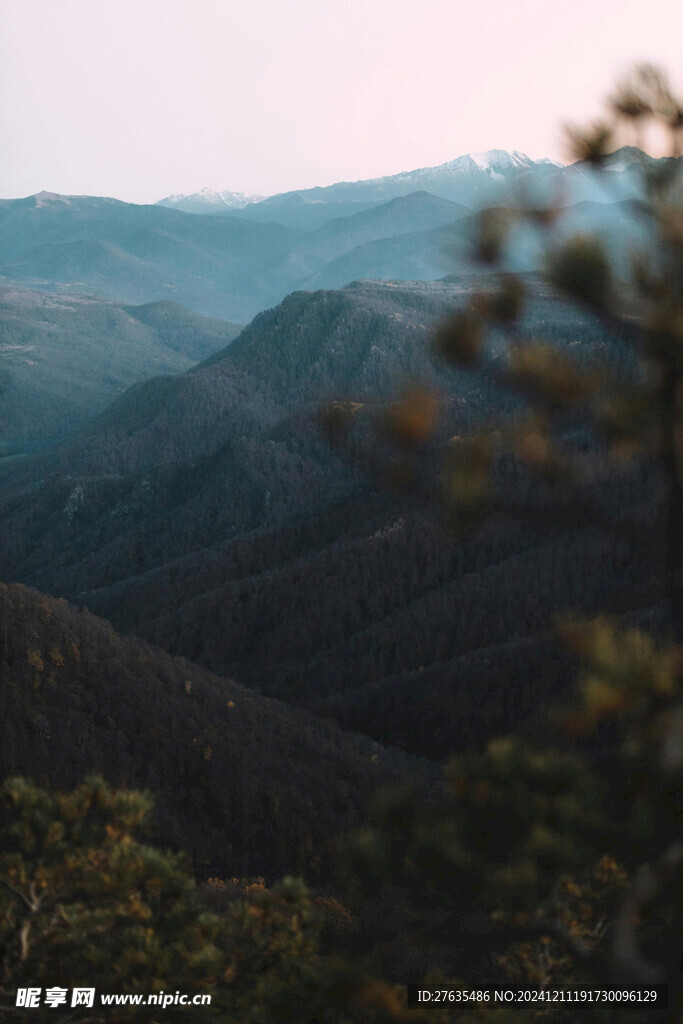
[166,149,553,213]
[0,281,468,481]
[173,146,665,220]
[0,286,242,445]
[0,149,671,322]
[0,194,303,321]
[0,283,469,590]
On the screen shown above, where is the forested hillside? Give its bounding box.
[0,286,241,445]
[0,582,433,879]
[0,279,662,761]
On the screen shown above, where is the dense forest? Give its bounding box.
[0,581,434,879]
[0,279,663,759]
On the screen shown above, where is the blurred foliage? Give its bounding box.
[319,62,683,1022]
[546,235,613,310]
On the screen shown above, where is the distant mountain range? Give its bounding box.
[0,187,468,320]
[157,150,550,216]
[0,191,303,322]
[156,147,659,225]
[0,147,667,324]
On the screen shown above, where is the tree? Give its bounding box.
[0,776,217,1018]
[0,776,358,1023]
[0,775,411,1023]
[331,63,682,1022]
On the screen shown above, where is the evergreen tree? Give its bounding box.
[332,63,682,1022]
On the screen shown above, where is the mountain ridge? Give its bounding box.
[0,149,672,322]
[157,149,557,212]
[0,285,242,445]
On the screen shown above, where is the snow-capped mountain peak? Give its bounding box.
[157,188,266,213]
[155,151,570,216]
[466,149,532,171]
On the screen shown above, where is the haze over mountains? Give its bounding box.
[0,148,663,323]
[157,147,657,221]
[0,192,301,322]
[0,286,241,446]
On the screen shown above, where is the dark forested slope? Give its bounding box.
[0,279,661,762]
[0,582,433,879]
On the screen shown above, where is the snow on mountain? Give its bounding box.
[156,152,563,215]
[255,150,568,211]
[154,147,666,220]
[34,191,74,208]
[349,150,546,189]
[446,149,535,173]
[157,188,266,213]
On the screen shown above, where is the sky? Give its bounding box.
[0,0,680,204]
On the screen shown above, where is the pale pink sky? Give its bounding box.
[0,0,680,203]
